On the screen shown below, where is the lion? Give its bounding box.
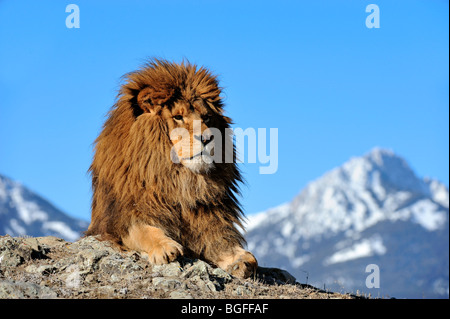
[85,58,257,278]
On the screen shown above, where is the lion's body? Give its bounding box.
[86,59,257,278]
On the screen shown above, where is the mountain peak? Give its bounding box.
[365,147,396,161]
[340,147,427,195]
[363,147,408,172]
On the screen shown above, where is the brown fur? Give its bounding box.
[85,58,257,278]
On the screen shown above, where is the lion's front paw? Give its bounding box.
[224,250,258,279]
[148,238,183,265]
[123,225,184,265]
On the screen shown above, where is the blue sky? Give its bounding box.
[0,0,448,222]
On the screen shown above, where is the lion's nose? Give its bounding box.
[201,134,214,146]
[194,133,214,146]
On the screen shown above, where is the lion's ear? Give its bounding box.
[137,86,175,114]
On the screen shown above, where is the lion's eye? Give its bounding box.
[204,116,212,124]
[173,115,183,121]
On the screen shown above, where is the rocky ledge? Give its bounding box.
[0,235,357,299]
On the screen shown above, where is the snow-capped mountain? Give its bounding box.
[245,148,449,298]
[0,174,88,241]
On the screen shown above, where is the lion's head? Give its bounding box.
[122,59,232,174]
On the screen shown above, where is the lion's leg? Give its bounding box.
[216,246,258,279]
[123,224,183,265]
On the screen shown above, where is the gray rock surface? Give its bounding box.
[0,235,357,299]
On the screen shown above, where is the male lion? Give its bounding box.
[86,59,257,278]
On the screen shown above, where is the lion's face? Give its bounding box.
[137,87,218,174]
[166,99,216,174]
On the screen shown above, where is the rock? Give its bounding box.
[0,250,22,268]
[234,285,253,296]
[211,267,233,283]
[25,264,55,275]
[152,261,182,277]
[35,236,67,248]
[99,253,143,276]
[0,280,57,299]
[22,237,40,252]
[97,285,116,296]
[119,287,128,295]
[0,236,359,299]
[75,247,109,272]
[169,290,193,299]
[63,264,89,288]
[0,235,48,268]
[152,277,184,291]
[189,275,216,292]
[181,259,211,279]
